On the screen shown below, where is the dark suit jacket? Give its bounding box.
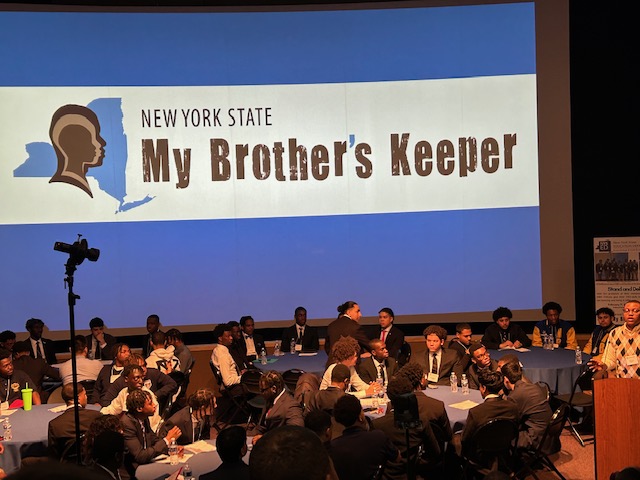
[13,355,60,393]
[237,333,265,361]
[281,324,320,352]
[481,323,532,350]
[306,386,345,414]
[416,391,453,442]
[85,333,117,360]
[47,406,103,460]
[330,426,399,480]
[507,380,553,449]
[325,315,371,357]
[467,359,499,390]
[417,348,463,385]
[460,396,519,456]
[122,412,168,476]
[447,339,472,373]
[378,325,405,360]
[159,405,211,445]
[356,356,398,384]
[27,336,57,365]
[200,461,250,480]
[259,391,304,433]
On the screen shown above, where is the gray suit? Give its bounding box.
[507,380,553,449]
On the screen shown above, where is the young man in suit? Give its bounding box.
[238,316,265,362]
[11,340,60,402]
[251,370,304,445]
[418,325,464,386]
[85,317,117,361]
[281,306,320,352]
[92,343,131,406]
[357,338,397,387]
[122,389,182,477]
[200,425,250,480]
[160,388,216,445]
[142,314,162,358]
[448,322,473,373]
[467,343,500,390]
[47,383,102,460]
[377,307,404,360]
[25,318,57,365]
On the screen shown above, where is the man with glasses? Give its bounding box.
[467,343,499,390]
[590,300,640,379]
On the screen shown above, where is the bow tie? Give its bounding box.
[245,334,253,339]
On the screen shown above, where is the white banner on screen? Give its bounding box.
[0,74,538,224]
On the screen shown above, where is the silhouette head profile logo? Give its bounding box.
[49,104,106,197]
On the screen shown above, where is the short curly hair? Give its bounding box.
[260,370,285,393]
[423,325,447,341]
[125,389,151,412]
[397,362,424,390]
[330,336,360,362]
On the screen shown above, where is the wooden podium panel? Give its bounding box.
[593,378,640,479]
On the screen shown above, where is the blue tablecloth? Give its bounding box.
[491,347,589,395]
[136,438,251,480]
[423,387,484,432]
[251,350,328,377]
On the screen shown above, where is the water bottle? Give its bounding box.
[3,417,12,441]
[371,394,379,411]
[575,346,583,364]
[461,374,469,395]
[273,340,281,356]
[290,338,296,354]
[168,438,178,465]
[376,371,384,398]
[450,371,458,393]
[260,347,268,365]
[183,463,193,480]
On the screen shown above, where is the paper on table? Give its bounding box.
[298,352,318,357]
[48,405,68,413]
[154,453,194,464]
[448,400,479,410]
[497,346,530,352]
[187,440,216,453]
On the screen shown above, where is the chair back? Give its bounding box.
[397,341,412,366]
[79,380,96,400]
[47,385,64,404]
[467,417,518,463]
[568,364,595,404]
[209,360,223,386]
[539,403,569,455]
[282,368,305,392]
[241,369,264,395]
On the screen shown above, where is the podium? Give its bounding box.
[593,378,640,479]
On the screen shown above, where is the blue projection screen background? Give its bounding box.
[0,2,573,336]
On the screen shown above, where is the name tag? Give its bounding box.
[427,372,439,383]
[626,355,639,366]
[295,344,303,352]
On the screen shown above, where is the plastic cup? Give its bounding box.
[22,388,33,411]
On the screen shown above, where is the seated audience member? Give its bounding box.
[357,338,398,386]
[238,316,265,362]
[372,374,441,480]
[83,414,124,464]
[330,394,400,480]
[25,317,57,364]
[101,364,162,432]
[397,362,453,442]
[377,307,405,360]
[250,425,333,480]
[160,388,216,445]
[85,317,117,361]
[0,348,41,406]
[482,307,532,350]
[532,301,578,350]
[325,300,371,357]
[307,363,349,414]
[417,325,464,386]
[59,335,104,385]
[104,352,177,408]
[583,307,616,360]
[88,430,125,480]
[92,343,131,406]
[200,425,250,480]
[142,314,162,358]
[122,389,182,477]
[11,340,60,402]
[252,370,304,444]
[305,409,333,447]
[146,331,180,374]
[166,328,195,373]
[281,306,320,352]
[448,323,473,372]
[211,323,246,396]
[467,343,499,390]
[320,337,380,398]
[226,321,254,372]
[0,330,16,352]
[458,369,518,459]
[496,353,532,383]
[47,383,102,460]
[501,361,552,449]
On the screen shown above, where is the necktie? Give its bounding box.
[431,352,438,374]
[35,340,42,359]
[379,363,386,383]
[381,330,387,342]
[297,327,303,343]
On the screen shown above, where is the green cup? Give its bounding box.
[22,388,33,411]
